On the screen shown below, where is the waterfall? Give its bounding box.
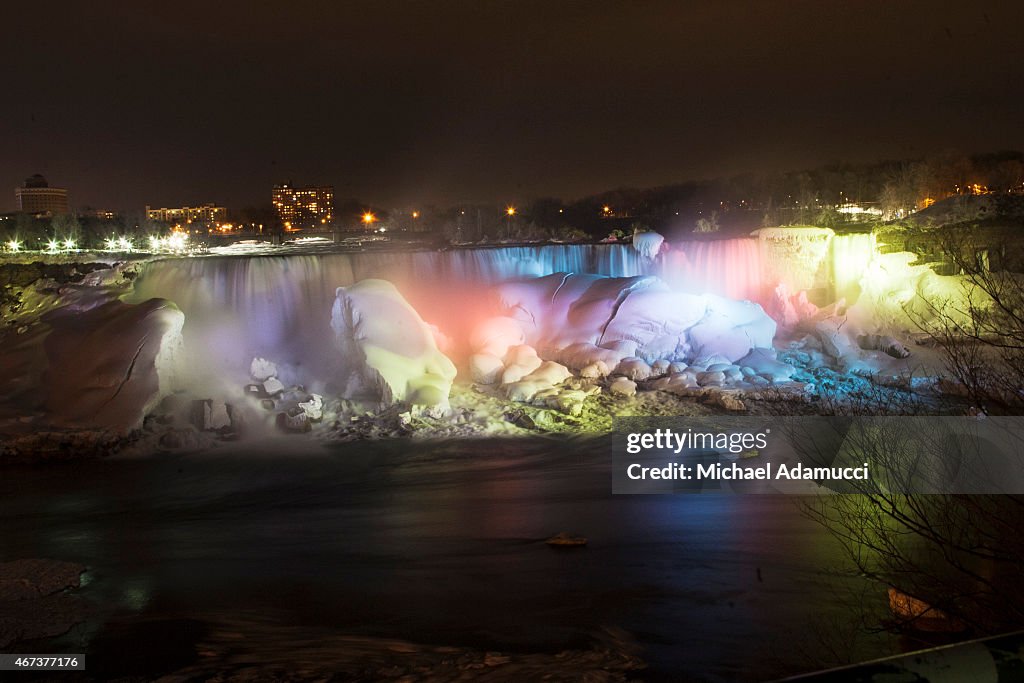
[659,238,765,302]
[126,236,884,391]
[831,233,876,305]
[126,245,650,390]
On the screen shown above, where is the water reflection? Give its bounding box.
[0,436,896,680]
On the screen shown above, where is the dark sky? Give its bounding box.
[3,0,1023,212]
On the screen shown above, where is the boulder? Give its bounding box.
[687,295,776,363]
[470,353,504,384]
[615,358,653,381]
[42,298,183,432]
[738,347,795,382]
[632,230,665,259]
[249,357,278,382]
[609,377,637,397]
[331,279,456,407]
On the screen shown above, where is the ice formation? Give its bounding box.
[490,273,776,369]
[42,298,184,432]
[460,272,787,413]
[331,279,456,409]
[632,230,665,260]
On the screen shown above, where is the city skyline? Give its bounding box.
[4,1,1023,212]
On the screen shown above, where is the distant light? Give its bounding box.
[602,205,611,214]
[362,211,376,225]
[558,208,563,213]
[6,239,21,253]
[506,206,516,217]
[46,239,61,253]
[118,237,133,251]
[412,211,419,218]
[63,238,76,251]
[105,237,119,251]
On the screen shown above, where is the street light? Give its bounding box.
[362,211,376,229]
[506,206,516,217]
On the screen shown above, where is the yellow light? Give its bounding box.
[602,205,611,214]
[7,239,21,252]
[362,212,376,225]
[412,211,419,218]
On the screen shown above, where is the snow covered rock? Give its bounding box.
[491,274,774,369]
[696,370,726,386]
[857,333,911,359]
[42,298,184,433]
[470,353,504,384]
[249,357,278,382]
[815,316,859,361]
[687,295,776,363]
[615,357,653,381]
[500,344,543,384]
[331,279,456,407]
[609,377,637,397]
[579,361,610,378]
[738,347,795,382]
[601,289,706,362]
[262,377,285,396]
[709,390,746,412]
[651,359,671,376]
[553,343,626,371]
[547,389,591,416]
[632,231,665,259]
[524,361,572,385]
[298,393,323,421]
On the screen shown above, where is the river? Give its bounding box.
[0,435,897,681]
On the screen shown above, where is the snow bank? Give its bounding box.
[42,298,184,432]
[331,279,456,409]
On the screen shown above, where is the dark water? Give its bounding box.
[0,436,896,681]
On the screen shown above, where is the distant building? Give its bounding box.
[15,174,69,215]
[81,208,119,220]
[145,203,227,226]
[836,202,884,220]
[272,182,334,230]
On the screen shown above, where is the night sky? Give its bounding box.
[4,0,1023,212]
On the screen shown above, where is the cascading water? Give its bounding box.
[831,233,876,305]
[659,238,765,302]
[125,234,898,395]
[126,245,652,392]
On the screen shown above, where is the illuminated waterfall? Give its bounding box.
[125,234,906,392]
[831,233,877,305]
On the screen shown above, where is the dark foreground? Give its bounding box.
[0,436,900,681]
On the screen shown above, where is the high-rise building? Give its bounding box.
[272,182,334,230]
[145,203,227,226]
[15,174,69,215]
